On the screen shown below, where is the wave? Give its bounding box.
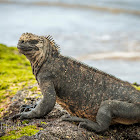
[1,0,140,15]
[77,52,140,61]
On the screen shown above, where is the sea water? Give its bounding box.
[0,0,140,83]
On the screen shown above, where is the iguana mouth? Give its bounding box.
[17,44,39,51]
[17,45,33,51]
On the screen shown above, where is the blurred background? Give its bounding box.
[0,0,140,83]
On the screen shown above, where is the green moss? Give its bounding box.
[133,82,140,91]
[0,44,36,113]
[133,85,140,91]
[30,86,38,91]
[22,120,29,124]
[41,121,47,125]
[1,125,40,140]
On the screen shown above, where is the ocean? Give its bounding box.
[0,0,140,83]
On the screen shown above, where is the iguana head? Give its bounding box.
[17,33,60,76]
[17,33,40,53]
[17,33,59,61]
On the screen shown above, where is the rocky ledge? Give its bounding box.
[0,84,140,140]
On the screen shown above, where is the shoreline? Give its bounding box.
[0,0,140,15]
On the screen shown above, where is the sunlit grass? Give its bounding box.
[1,125,41,140]
[0,44,36,108]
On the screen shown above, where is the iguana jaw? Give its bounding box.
[17,41,39,52]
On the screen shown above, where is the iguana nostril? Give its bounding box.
[21,40,24,43]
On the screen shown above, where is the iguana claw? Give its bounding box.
[11,113,21,121]
[20,104,37,113]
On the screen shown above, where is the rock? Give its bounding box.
[1,84,140,140]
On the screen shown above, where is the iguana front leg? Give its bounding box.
[12,81,56,120]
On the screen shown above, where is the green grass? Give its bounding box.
[133,85,140,91]
[0,44,36,106]
[1,125,40,140]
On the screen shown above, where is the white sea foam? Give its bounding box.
[78,52,140,61]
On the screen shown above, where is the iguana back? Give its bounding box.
[45,55,140,121]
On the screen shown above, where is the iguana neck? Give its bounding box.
[30,48,58,80]
[31,54,46,80]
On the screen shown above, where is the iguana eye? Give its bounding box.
[21,40,24,43]
[29,40,39,44]
[39,39,43,44]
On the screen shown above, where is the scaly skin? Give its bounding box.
[12,33,140,133]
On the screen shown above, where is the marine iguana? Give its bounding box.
[12,33,140,133]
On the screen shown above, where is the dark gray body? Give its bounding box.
[12,33,140,132]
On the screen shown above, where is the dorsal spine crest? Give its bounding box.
[45,35,60,51]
